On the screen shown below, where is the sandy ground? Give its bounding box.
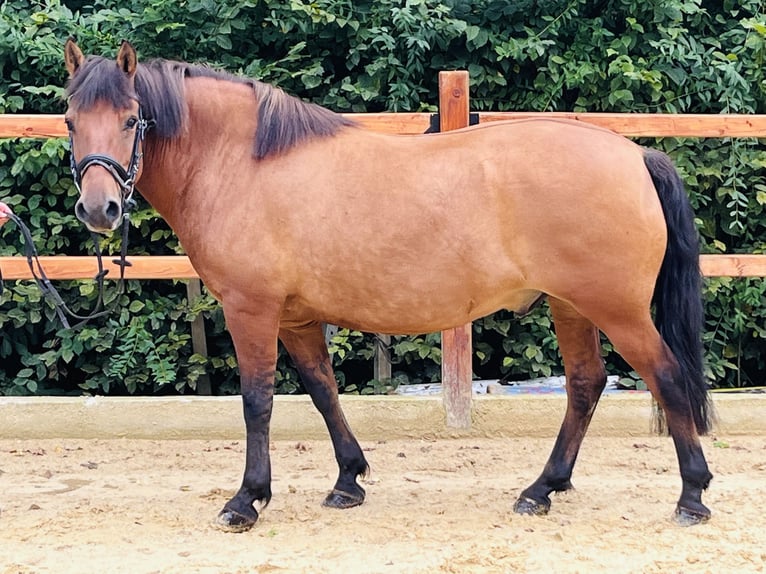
[1,434,765,574]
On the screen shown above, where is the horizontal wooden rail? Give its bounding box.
[477,112,766,138]
[1,254,764,280]
[699,254,766,277]
[0,256,199,280]
[350,113,431,134]
[5,112,766,138]
[0,114,68,138]
[0,113,433,138]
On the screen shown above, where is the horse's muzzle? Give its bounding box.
[75,195,122,232]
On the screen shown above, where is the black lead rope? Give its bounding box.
[0,207,134,330]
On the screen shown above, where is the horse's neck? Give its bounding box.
[137,77,258,230]
[137,138,192,226]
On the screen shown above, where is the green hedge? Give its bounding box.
[0,0,764,396]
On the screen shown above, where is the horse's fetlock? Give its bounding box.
[343,457,369,478]
[684,468,713,491]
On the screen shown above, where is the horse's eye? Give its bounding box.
[125,116,138,129]
[64,118,74,132]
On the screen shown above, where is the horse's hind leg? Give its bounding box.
[591,312,713,524]
[514,298,607,516]
[279,322,369,509]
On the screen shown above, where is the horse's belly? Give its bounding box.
[290,286,542,335]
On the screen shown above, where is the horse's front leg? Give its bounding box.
[215,299,281,533]
[279,322,369,509]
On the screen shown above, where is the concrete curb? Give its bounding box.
[0,393,763,440]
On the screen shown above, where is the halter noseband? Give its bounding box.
[69,108,154,210]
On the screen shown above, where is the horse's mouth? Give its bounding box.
[83,221,120,235]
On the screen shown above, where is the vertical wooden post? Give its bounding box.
[374,334,391,382]
[186,279,212,395]
[438,71,473,429]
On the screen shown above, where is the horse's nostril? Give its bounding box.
[105,200,121,221]
[75,200,88,222]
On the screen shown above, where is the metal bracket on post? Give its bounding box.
[438,71,474,430]
[323,323,339,346]
[425,112,480,134]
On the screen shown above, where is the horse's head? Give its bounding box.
[64,39,150,233]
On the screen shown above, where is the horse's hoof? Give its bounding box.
[322,488,365,509]
[214,508,258,533]
[513,496,550,516]
[673,505,711,527]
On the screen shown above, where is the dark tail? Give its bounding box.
[643,148,712,435]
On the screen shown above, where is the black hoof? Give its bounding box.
[214,507,258,533]
[322,487,365,509]
[513,496,550,516]
[674,505,711,527]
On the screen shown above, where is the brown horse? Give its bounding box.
[62,40,713,532]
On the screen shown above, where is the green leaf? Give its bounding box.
[524,346,539,360]
[466,25,480,42]
[62,347,74,363]
[215,35,232,50]
[302,74,323,90]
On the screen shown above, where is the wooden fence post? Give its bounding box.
[438,71,473,429]
[374,334,392,382]
[186,279,212,395]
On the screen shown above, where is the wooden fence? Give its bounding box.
[1,71,766,426]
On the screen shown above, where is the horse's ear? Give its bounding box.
[116,40,138,78]
[64,37,85,78]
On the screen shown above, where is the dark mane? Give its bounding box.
[65,56,355,160]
